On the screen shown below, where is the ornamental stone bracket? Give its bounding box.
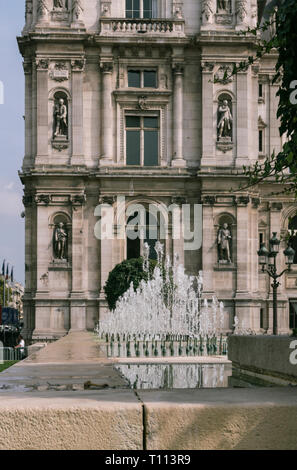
[171,196,187,206]
[35,194,51,205]
[216,137,233,153]
[50,62,69,82]
[202,195,216,206]
[34,194,86,207]
[270,202,283,212]
[51,138,69,151]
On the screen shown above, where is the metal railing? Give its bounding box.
[0,347,28,362]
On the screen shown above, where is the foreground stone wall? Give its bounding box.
[1,388,297,450]
[228,335,297,382]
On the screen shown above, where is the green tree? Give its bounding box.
[104,258,157,311]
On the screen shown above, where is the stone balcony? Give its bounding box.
[99,17,185,37]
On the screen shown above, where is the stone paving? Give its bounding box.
[0,331,128,392]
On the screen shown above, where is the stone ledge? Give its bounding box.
[0,390,143,450]
[139,388,297,450]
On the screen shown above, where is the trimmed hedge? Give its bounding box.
[104,257,157,311]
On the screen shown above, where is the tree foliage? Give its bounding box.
[104,257,157,311]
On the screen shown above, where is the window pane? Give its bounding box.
[128,70,141,88]
[144,117,158,128]
[127,238,140,259]
[126,0,132,10]
[144,130,158,166]
[126,10,133,18]
[127,130,140,165]
[290,302,297,329]
[126,116,140,128]
[144,70,157,88]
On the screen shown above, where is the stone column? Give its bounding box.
[100,62,114,165]
[201,62,215,167]
[71,59,85,165]
[23,60,33,169]
[201,197,215,295]
[172,64,186,167]
[35,59,49,165]
[70,195,87,331]
[236,69,250,167]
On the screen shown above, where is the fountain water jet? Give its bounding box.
[96,242,227,358]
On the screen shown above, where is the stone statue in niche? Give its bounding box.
[217,99,233,140]
[217,223,232,263]
[217,0,231,13]
[54,0,68,9]
[54,222,68,260]
[53,98,68,139]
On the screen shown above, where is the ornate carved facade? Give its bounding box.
[19,0,297,340]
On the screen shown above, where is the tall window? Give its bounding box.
[126,210,159,260]
[289,215,297,264]
[126,0,158,19]
[289,301,297,329]
[126,115,159,166]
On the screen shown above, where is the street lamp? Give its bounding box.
[257,233,295,335]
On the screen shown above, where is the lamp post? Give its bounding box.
[257,232,295,335]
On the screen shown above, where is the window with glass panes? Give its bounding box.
[126,0,158,19]
[289,300,297,329]
[128,69,157,88]
[126,115,159,166]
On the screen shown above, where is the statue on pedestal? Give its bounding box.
[217,99,233,140]
[217,223,232,263]
[53,98,68,139]
[54,223,68,260]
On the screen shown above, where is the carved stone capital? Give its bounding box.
[270,202,283,211]
[71,59,85,72]
[100,62,114,73]
[201,61,215,73]
[172,63,184,75]
[36,58,49,71]
[252,197,261,208]
[23,61,32,75]
[70,194,86,206]
[236,196,250,206]
[98,195,116,205]
[22,195,34,207]
[171,196,187,206]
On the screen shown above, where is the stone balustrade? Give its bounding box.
[100,18,185,36]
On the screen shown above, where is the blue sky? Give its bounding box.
[0,1,25,284]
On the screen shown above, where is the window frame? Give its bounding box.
[125,0,159,19]
[127,68,158,89]
[125,113,160,167]
[289,300,297,330]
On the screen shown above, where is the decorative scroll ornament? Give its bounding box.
[236,0,247,22]
[37,0,49,20]
[72,0,84,23]
[201,0,214,23]
[138,96,148,110]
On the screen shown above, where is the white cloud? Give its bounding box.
[0,188,22,217]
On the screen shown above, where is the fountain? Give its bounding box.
[96,242,230,389]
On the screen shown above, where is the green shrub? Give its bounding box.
[104,257,157,311]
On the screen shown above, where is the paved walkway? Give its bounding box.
[0,331,128,392]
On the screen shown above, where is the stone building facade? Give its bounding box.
[18,0,297,341]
